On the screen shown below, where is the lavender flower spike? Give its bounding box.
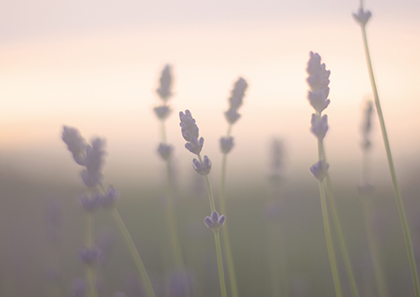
[157,143,173,161]
[193,156,212,175]
[306,52,331,113]
[81,138,106,188]
[310,160,329,181]
[204,211,226,231]
[220,136,234,154]
[229,77,248,110]
[154,105,172,120]
[353,8,372,26]
[310,113,329,139]
[156,64,173,101]
[79,247,101,265]
[62,126,87,165]
[179,110,199,142]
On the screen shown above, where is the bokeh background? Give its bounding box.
[1,0,420,296]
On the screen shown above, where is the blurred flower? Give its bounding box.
[310,160,329,181]
[185,137,204,155]
[204,211,226,231]
[79,247,101,265]
[71,278,87,297]
[100,186,119,208]
[154,105,172,120]
[220,136,234,154]
[157,143,173,161]
[224,107,241,125]
[353,8,372,26]
[361,100,374,151]
[269,138,284,182]
[179,110,199,142]
[79,193,101,212]
[193,156,212,175]
[62,126,87,165]
[156,64,173,101]
[228,77,248,110]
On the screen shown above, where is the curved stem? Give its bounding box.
[198,154,216,212]
[111,208,156,297]
[360,23,420,297]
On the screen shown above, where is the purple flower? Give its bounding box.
[62,126,87,155]
[79,193,101,212]
[306,52,331,113]
[179,110,199,142]
[353,8,372,26]
[204,211,226,231]
[154,105,172,120]
[192,156,212,175]
[185,137,204,155]
[310,113,329,139]
[228,77,248,110]
[310,160,329,181]
[81,138,106,188]
[361,100,374,151]
[78,247,101,265]
[224,108,241,125]
[157,143,173,161]
[156,64,173,101]
[269,138,284,181]
[220,136,234,154]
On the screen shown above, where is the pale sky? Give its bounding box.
[0,0,419,186]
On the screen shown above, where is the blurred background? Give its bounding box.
[1,0,420,296]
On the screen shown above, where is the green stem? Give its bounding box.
[360,22,420,297]
[86,214,98,297]
[319,180,343,297]
[219,124,239,297]
[161,120,167,143]
[198,154,216,212]
[111,208,156,297]
[319,141,360,297]
[214,230,228,297]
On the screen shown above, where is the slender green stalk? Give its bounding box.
[198,154,216,212]
[219,123,239,297]
[359,11,420,297]
[86,214,98,297]
[214,230,228,297]
[111,208,156,297]
[318,179,343,297]
[318,140,360,297]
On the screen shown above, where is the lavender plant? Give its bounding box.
[153,64,191,297]
[353,2,420,296]
[359,100,389,297]
[179,110,227,297]
[218,77,248,297]
[62,126,155,297]
[306,52,360,297]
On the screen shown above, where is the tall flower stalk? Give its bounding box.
[154,65,190,297]
[219,77,248,297]
[306,52,359,297]
[353,3,420,296]
[179,110,227,297]
[359,100,389,297]
[62,126,155,297]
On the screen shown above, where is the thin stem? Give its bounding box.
[319,180,343,297]
[319,141,360,297]
[198,154,216,212]
[161,120,167,143]
[111,208,156,297]
[214,230,228,297]
[86,214,98,297]
[360,22,420,297]
[219,123,239,297]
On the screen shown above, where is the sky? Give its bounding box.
[0,0,419,187]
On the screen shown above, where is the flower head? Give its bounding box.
[99,186,119,208]
[220,136,234,154]
[204,211,226,231]
[78,247,101,265]
[192,156,212,175]
[306,52,331,113]
[156,64,173,101]
[79,193,102,212]
[81,138,106,188]
[179,110,199,142]
[310,160,329,181]
[157,143,174,161]
[185,137,204,155]
[224,108,241,125]
[229,77,248,110]
[154,105,172,120]
[361,100,374,151]
[310,114,329,139]
[353,8,372,26]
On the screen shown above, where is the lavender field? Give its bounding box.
[1,0,420,297]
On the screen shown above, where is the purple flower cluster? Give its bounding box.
[224,77,248,125]
[156,64,173,101]
[204,211,226,231]
[79,186,120,212]
[353,8,372,26]
[179,110,212,176]
[306,52,331,179]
